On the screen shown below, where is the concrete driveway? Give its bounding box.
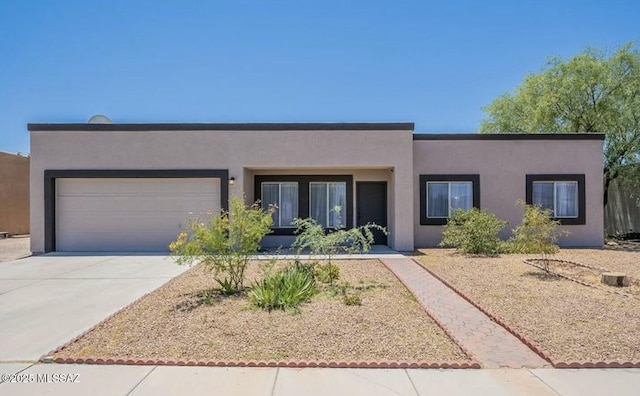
[0,253,188,361]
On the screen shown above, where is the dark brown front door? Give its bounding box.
[356,182,387,245]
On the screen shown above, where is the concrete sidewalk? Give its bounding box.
[1,364,639,396]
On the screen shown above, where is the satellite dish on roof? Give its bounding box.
[88,114,112,124]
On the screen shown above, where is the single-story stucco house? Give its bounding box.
[27,122,605,253]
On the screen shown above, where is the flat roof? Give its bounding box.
[28,122,415,131]
[413,133,605,141]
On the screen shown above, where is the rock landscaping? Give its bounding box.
[52,259,471,365]
[418,249,640,364]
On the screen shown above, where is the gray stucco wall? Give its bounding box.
[30,128,415,253]
[413,139,604,247]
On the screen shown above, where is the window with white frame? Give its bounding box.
[261,182,298,228]
[426,181,474,218]
[532,181,578,218]
[309,182,347,228]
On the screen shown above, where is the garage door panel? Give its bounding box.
[56,178,220,251]
[59,199,217,215]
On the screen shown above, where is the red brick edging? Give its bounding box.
[415,258,640,369]
[523,258,638,299]
[41,265,480,370]
[380,259,483,368]
[47,357,479,369]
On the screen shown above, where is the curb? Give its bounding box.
[415,258,640,369]
[47,357,480,369]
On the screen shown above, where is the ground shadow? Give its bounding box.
[605,240,640,252]
[521,271,563,281]
[173,288,230,312]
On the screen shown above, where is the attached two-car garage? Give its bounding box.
[45,170,228,252]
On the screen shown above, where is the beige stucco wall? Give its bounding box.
[413,139,604,247]
[0,152,30,235]
[30,128,414,253]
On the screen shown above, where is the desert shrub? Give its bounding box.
[249,262,317,311]
[439,208,507,255]
[315,262,340,285]
[170,197,275,294]
[506,201,569,272]
[291,218,387,265]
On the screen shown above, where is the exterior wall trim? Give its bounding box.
[43,169,229,253]
[413,133,605,141]
[29,123,415,132]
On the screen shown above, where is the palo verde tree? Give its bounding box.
[480,43,640,207]
[170,197,275,294]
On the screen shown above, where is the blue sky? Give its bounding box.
[1,0,638,154]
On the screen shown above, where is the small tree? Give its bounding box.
[508,201,569,272]
[169,197,274,294]
[440,208,507,255]
[291,218,387,265]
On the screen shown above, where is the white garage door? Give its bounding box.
[56,178,220,251]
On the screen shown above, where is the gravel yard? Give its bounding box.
[54,259,469,363]
[418,249,640,363]
[0,235,31,262]
[555,248,640,279]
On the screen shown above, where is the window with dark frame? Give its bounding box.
[254,175,353,235]
[420,174,480,225]
[526,174,585,225]
[309,182,347,228]
[260,182,298,228]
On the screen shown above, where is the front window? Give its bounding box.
[420,174,479,225]
[526,174,585,225]
[261,182,298,228]
[427,181,473,218]
[255,175,353,233]
[310,182,346,228]
[532,181,578,218]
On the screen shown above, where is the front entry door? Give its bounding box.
[356,182,387,245]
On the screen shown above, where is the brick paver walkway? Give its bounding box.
[381,257,549,369]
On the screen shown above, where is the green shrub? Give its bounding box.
[291,218,387,265]
[249,262,317,311]
[440,208,507,255]
[315,262,340,285]
[170,197,275,294]
[506,201,569,272]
